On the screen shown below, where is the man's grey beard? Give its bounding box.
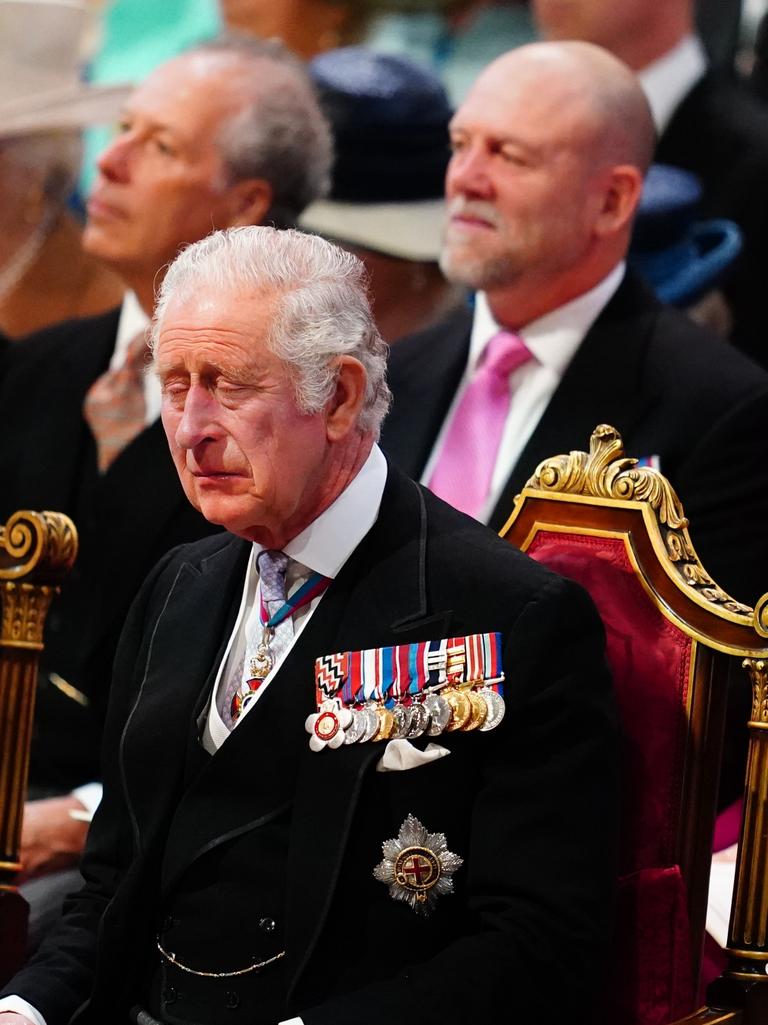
[439,246,519,291]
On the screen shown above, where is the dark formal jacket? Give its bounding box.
[382,273,768,609]
[4,466,617,1025]
[656,70,768,365]
[0,309,219,787]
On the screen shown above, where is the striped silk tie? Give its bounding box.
[83,329,150,473]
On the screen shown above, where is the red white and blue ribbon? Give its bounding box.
[314,632,505,708]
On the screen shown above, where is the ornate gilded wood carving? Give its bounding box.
[524,424,752,618]
[0,510,77,886]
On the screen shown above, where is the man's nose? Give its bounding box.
[96,133,132,183]
[446,146,493,200]
[174,384,221,450]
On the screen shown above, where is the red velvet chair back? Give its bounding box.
[500,426,767,1025]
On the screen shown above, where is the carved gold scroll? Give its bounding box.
[0,510,77,888]
[525,423,752,618]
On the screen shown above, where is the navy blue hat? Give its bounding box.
[299,47,452,260]
[629,164,742,307]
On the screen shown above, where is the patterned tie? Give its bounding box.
[428,330,532,519]
[255,549,294,666]
[220,550,294,729]
[83,329,150,473]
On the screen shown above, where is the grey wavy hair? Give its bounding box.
[189,35,332,227]
[152,226,391,436]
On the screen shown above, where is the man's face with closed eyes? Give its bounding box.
[156,287,330,546]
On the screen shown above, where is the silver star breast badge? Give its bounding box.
[373,814,463,915]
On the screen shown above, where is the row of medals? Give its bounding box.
[332,678,505,745]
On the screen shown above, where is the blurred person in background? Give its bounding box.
[532,0,768,368]
[0,0,127,339]
[365,0,536,103]
[300,46,465,343]
[220,0,373,56]
[0,32,332,947]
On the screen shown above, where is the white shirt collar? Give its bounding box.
[470,262,626,380]
[638,34,708,133]
[111,290,150,370]
[251,443,388,580]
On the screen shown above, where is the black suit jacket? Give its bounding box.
[382,273,768,608]
[5,466,617,1024]
[656,70,768,365]
[0,309,219,786]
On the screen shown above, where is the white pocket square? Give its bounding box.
[376,738,451,773]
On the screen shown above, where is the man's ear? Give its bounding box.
[595,164,644,238]
[325,356,368,441]
[224,177,274,228]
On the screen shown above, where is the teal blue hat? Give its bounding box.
[629,164,742,307]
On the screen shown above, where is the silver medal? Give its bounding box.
[343,707,366,744]
[478,688,505,732]
[406,700,429,738]
[424,693,451,736]
[391,703,413,739]
[359,705,380,743]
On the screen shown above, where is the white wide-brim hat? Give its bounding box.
[0,0,131,138]
[299,197,446,262]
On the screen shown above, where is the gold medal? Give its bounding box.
[373,705,395,741]
[445,688,471,731]
[463,690,488,731]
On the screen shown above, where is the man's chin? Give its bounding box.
[439,248,514,291]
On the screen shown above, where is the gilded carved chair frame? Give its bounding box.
[0,510,77,982]
[500,425,768,1025]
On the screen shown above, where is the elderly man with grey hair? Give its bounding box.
[0,226,617,1025]
[0,34,332,933]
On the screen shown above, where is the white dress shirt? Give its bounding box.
[2,446,388,1025]
[421,264,625,523]
[638,33,707,133]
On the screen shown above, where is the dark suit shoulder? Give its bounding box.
[387,303,472,381]
[661,71,768,162]
[595,272,768,404]
[419,483,596,618]
[14,306,120,355]
[3,306,121,388]
[645,303,768,397]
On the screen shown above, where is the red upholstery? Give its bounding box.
[527,532,695,1024]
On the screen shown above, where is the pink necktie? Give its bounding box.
[428,330,532,518]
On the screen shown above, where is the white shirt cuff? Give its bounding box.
[0,995,48,1025]
[279,1019,305,1024]
[71,782,103,820]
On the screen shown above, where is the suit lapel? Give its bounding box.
[120,537,250,852]
[489,273,661,528]
[10,311,118,511]
[382,305,472,478]
[284,466,452,995]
